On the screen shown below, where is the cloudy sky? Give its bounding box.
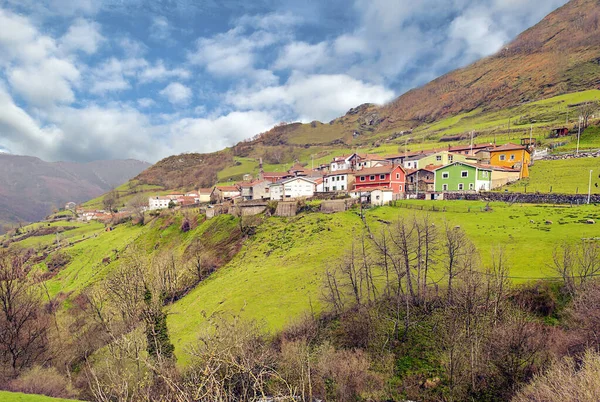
[0,0,568,163]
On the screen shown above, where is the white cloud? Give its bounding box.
[228,73,395,122]
[139,61,191,83]
[150,16,172,42]
[60,18,104,54]
[88,57,147,94]
[273,41,330,71]
[8,57,80,106]
[137,98,156,108]
[160,82,192,105]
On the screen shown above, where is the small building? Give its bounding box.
[269,176,316,200]
[323,170,355,192]
[369,188,394,206]
[406,167,436,193]
[354,165,406,194]
[148,196,172,210]
[330,155,354,172]
[549,127,569,138]
[198,188,212,203]
[65,201,77,210]
[433,162,493,192]
[239,180,270,200]
[210,186,241,203]
[314,177,324,192]
[489,143,532,178]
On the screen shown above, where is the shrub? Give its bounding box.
[7,366,77,399]
[46,252,71,272]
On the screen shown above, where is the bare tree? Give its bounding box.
[128,194,148,225]
[0,250,49,378]
[103,189,119,216]
[578,101,599,129]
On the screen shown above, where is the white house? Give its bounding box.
[149,196,172,210]
[323,171,354,192]
[330,155,354,172]
[369,188,394,206]
[269,177,316,200]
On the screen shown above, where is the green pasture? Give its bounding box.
[0,391,81,402]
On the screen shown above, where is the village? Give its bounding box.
[145,140,536,211]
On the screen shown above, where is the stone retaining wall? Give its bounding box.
[444,191,600,204]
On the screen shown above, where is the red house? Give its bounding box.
[354,165,406,194]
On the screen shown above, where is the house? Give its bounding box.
[314,177,324,192]
[323,170,355,192]
[354,154,390,170]
[406,167,437,193]
[239,180,270,200]
[354,165,406,194]
[406,151,473,170]
[210,186,241,203]
[269,176,316,200]
[369,188,394,206]
[65,201,77,210]
[489,143,532,178]
[448,143,495,156]
[198,188,212,203]
[148,196,172,210]
[260,171,287,183]
[433,162,493,192]
[474,149,491,164]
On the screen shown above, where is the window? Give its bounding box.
[360,176,365,182]
[510,154,515,160]
[469,183,474,190]
[399,185,402,191]
[370,175,375,180]
[461,171,468,178]
[436,155,442,161]
[341,185,345,190]
[380,174,385,180]
[449,155,453,162]
[325,178,328,183]
[442,172,449,179]
[333,186,337,191]
[337,176,340,181]
[458,183,464,190]
[442,184,448,191]
[482,171,489,178]
[396,173,400,179]
[499,154,506,161]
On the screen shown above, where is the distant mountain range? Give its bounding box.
[0,154,150,231]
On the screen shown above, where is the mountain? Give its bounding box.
[133,0,600,190]
[0,155,150,230]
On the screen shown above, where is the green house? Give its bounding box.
[434,161,492,192]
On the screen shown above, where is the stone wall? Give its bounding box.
[275,201,298,217]
[320,199,355,213]
[444,191,600,204]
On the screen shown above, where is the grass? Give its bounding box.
[81,180,165,210]
[167,200,600,363]
[0,391,81,402]
[503,158,600,194]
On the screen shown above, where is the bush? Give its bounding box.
[510,281,558,317]
[7,366,77,399]
[46,252,71,272]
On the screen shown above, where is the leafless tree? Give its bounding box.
[578,101,599,129]
[0,250,49,379]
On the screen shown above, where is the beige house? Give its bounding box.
[490,167,521,189]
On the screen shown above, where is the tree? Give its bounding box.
[128,194,148,225]
[102,190,118,215]
[578,101,599,129]
[0,250,49,378]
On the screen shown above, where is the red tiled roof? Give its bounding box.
[324,169,356,176]
[199,188,212,194]
[262,172,286,177]
[355,165,404,176]
[216,186,240,192]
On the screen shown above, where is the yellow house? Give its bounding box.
[489,143,531,178]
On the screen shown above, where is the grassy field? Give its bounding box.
[167,201,600,363]
[81,180,165,210]
[503,158,600,194]
[0,391,80,402]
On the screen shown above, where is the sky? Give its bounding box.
[0,0,569,163]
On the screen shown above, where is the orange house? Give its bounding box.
[489,143,531,178]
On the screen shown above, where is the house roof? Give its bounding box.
[198,188,213,194]
[270,176,317,186]
[238,180,267,188]
[215,185,240,192]
[432,161,493,171]
[448,143,494,152]
[353,186,394,192]
[355,165,404,176]
[261,171,286,177]
[490,142,530,152]
[324,169,355,177]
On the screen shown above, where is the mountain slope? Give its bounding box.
[0,154,150,230]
